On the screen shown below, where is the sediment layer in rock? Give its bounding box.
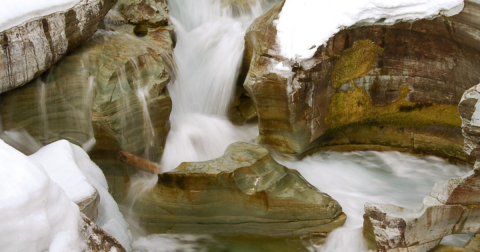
[241,0,480,162]
[132,142,346,236]
[0,0,117,94]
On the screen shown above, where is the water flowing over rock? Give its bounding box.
[0,0,117,94]
[131,142,346,236]
[0,0,174,161]
[0,0,174,205]
[362,83,480,252]
[240,0,480,162]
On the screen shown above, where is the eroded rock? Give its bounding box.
[0,0,174,161]
[362,83,480,252]
[0,0,117,94]
[132,142,346,236]
[81,213,126,252]
[241,0,480,162]
[0,0,175,203]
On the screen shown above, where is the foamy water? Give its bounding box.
[159,0,277,171]
[128,0,474,251]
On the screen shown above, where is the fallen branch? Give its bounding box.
[117,151,162,174]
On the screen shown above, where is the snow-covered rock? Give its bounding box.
[0,139,85,251]
[0,0,117,94]
[30,140,133,251]
[0,139,132,251]
[240,0,480,162]
[275,0,463,60]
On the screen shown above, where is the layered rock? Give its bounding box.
[241,0,480,162]
[363,166,480,252]
[131,142,346,236]
[0,0,117,94]
[0,0,173,159]
[0,0,174,202]
[362,84,480,252]
[81,213,126,252]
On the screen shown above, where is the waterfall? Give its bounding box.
[160,0,276,171]
[131,0,473,250]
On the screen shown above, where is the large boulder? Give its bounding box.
[131,142,346,236]
[0,0,175,202]
[240,0,480,162]
[0,0,117,94]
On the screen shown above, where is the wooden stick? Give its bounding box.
[117,151,162,174]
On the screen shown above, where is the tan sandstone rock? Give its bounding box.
[0,0,117,94]
[240,0,480,163]
[131,142,346,236]
[0,0,174,202]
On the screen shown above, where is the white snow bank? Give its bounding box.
[29,140,133,251]
[0,139,84,252]
[275,0,464,59]
[0,0,80,31]
[30,140,96,203]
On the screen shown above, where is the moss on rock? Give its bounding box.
[325,85,462,130]
[331,40,384,88]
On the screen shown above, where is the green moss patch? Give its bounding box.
[325,85,462,130]
[331,40,384,88]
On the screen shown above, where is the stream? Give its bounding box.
[128,0,473,251]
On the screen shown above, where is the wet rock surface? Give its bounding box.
[362,83,480,252]
[241,0,480,162]
[0,0,175,202]
[0,0,117,94]
[132,142,346,236]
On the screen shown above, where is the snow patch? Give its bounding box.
[275,0,464,59]
[30,140,133,251]
[0,0,80,31]
[0,139,84,252]
[29,140,96,203]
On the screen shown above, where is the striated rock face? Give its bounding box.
[362,83,480,252]
[0,0,117,94]
[459,84,480,158]
[131,142,346,236]
[241,0,480,162]
[0,0,174,161]
[81,213,126,252]
[0,0,174,202]
[363,166,480,252]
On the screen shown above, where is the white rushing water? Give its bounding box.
[159,0,278,171]
[281,151,471,251]
[130,0,475,251]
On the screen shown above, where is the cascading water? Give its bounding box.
[128,0,474,251]
[281,152,472,251]
[159,0,276,171]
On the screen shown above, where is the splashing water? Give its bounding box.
[160,0,278,171]
[280,151,471,251]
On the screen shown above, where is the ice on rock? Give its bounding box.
[0,139,84,252]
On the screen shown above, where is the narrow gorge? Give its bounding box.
[1,0,480,251]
